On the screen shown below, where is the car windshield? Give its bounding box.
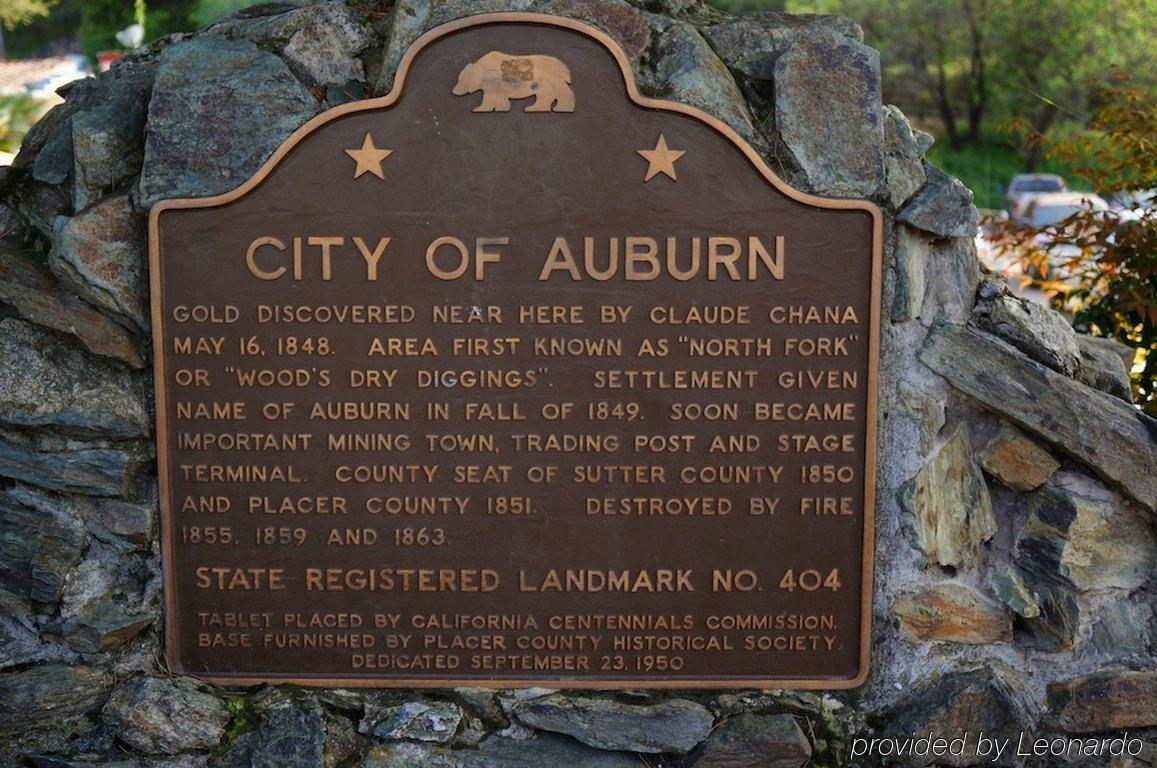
[1030,205,1084,227]
[1013,179,1063,193]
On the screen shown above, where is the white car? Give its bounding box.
[1023,192,1110,280]
[1005,173,1067,223]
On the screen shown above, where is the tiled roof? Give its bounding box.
[0,56,84,94]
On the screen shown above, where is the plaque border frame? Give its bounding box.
[149,12,883,690]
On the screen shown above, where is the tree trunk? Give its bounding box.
[934,57,962,149]
[963,0,987,142]
[1024,106,1058,170]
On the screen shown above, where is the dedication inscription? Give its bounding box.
[150,14,881,687]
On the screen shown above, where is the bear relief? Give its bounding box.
[453,51,575,113]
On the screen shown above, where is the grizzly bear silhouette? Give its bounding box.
[452,51,575,113]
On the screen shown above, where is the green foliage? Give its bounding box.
[989,77,1157,413]
[926,130,1079,210]
[78,0,198,60]
[780,0,1155,168]
[222,696,263,743]
[707,0,784,14]
[0,0,58,29]
[0,92,42,151]
[0,0,78,59]
[192,0,266,28]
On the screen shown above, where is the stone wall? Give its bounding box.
[0,1,1154,766]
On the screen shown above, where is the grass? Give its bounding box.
[924,130,1087,210]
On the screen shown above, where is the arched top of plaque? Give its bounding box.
[149,13,884,225]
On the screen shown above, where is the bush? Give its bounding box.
[987,75,1156,413]
[0,93,45,154]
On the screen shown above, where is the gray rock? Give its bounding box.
[377,0,532,92]
[1090,601,1149,657]
[49,194,147,330]
[897,380,944,453]
[773,28,884,197]
[454,688,508,728]
[884,103,933,158]
[209,1,371,87]
[919,323,1157,510]
[978,424,1059,492]
[1017,481,1154,591]
[367,701,463,743]
[366,732,641,768]
[17,179,73,237]
[893,583,1011,644]
[63,599,154,654]
[1021,575,1080,652]
[713,690,827,718]
[897,424,996,571]
[0,665,113,758]
[66,493,154,549]
[1046,670,1157,733]
[58,545,155,654]
[883,106,928,206]
[898,164,980,238]
[145,757,209,768]
[919,234,981,326]
[15,55,154,176]
[139,36,318,207]
[214,694,326,768]
[0,244,143,368]
[703,13,863,86]
[0,485,87,604]
[0,429,145,497]
[103,676,229,755]
[72,101,148,210]
[0,201,23,237]
[885,154,926,208]
[991,565,1039,619]
[879,669,1025,766]
[1075,334,1134,401]
[28,758,137,768]
[514,695,712,753]
[0,319,149,439]
[891,226,927,321]
[33,119,75,185]
[0,588,74,670]
[322,709,363,768]
[689,713,811,767]
[973,283,1081,376]
[640,18,757,143]
[537,0,650,61]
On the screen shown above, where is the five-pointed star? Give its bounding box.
[637,134,686,182]
[345,132,393,179]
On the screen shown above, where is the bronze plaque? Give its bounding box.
[150,14,881,688]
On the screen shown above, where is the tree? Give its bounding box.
[192,0,267,28]
[0,0,57,28]
[788,0,999,149]
[987,0,1150,170]
[0,0,59,58]
[786,0,1155,163]
[79,0,198,60]
[989,75,1157,413]
[0,92,42,150]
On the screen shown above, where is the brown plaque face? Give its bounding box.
[150,14,881,688]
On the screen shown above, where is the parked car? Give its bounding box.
[1022,192,1110,278]
[1005,173,1067,223]
[1024,191,1109,228]
[1106,188,1155,213]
